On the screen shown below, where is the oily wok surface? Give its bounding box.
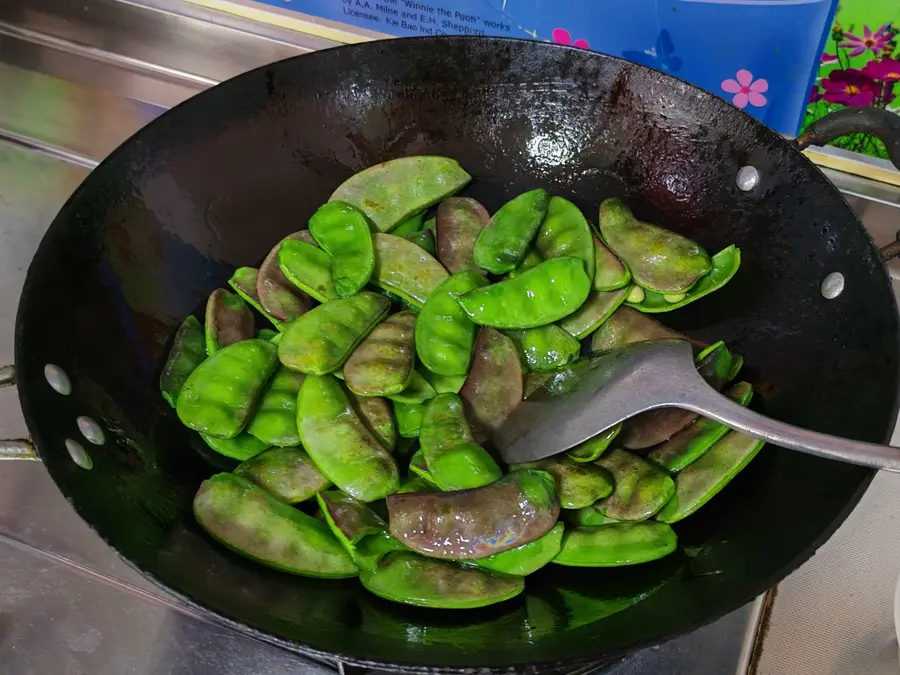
[15,37,900,670]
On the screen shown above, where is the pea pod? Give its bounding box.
[387,470,560,559]
[592,233,631,291]
[234,446,331,503]
[435,197,490,274]
[246,366,305,446]
[506,325,581,372]
[360,552,524,609]
[193,473,357,578]
[278,292,390,375]
[386,370,436,405]
[278,239,337,303]
[507,248,543,278]
[553,523,677,567]
[524,357,600,399]
[343,311,416,396]
[416,270,488,377]
[329,156,471,233]
[557,288,628,340]
[514,457,613,509]
[228,267,281,328]
[564,507,622,527]
[626,246,741,313]
[308,201,375,298]
[474,522,565,576]
[534,196,595,281]
[349,392,397,452]
[404,229,436,255]
[595,449,675,521]
[393,400,425,438]
[458,258,592,329]
[297,375,399,502]
[202,432,269,461]
[420,369,466,394]
[257,328,278,341]
[392,212,426,237]
[160,315,206,407]
[258,233,313,322]
[473,189,549,274]
[590,306,692,354]
[408,448,436,484]
[656,430,765,524]
[204,289,254,356]
[419,393,473,451]
[397,476,437,493]
[566,424,621,462]
[460,327,523,436]
[317,490,402,571]
[598,198,711,293]
[370,233,449,308]
[177,339,278,438]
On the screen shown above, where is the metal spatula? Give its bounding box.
[496,339,900,472]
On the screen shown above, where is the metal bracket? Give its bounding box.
[0,364,15,388]
[0,439,39,461]
[881,231,900,263]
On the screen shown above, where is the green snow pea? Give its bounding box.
[523,357,600,399]
[204,289,254,356]
[507,248,543,279]
[257,232,313,322]
[553,523,677,567]
[656,430,765,524]
[193,473,357,578]
[387,470,560,559]
[506,325,581,372]
[435,197,490,274]
[228,267,281,328]
[408,448,436,484]
[420,369,466,394]
[458,258,592,330]
[474,522,565,576]
[397,476,437,493]
[360,552,523,609]
[297,375,399,502]
[649,382,754,472]
[535,196,595,281]
[564,507,622,527]
[278,292,390,375]
[566,424,621,463]
[277,239,337,303]
[416,271,488,376]
[343,311,416,396]
[234,446,331,503]
[598,198,711,293]
[625,245,741,313]
[404,229,436,255]
[370,233,449,308]
[419,393,473,451]
[316,490,403,571]
[557,288,628,339]
[202,432,269,461]
[160,315,206,407]
[592,232,631,291]
[386,370,436,405]
[473,189,549,274]
[308,201,375,298]
[257,328,278,341]
[246,366,305,446]
[177,339,278,438]
[514,457,613,509]
[591,306,692,354]
[595,449,675,521]
[329,156,471,233]
[460,327,523,436]
[349,392,397,452]
[393,400,425,438]
[391,212,425,237]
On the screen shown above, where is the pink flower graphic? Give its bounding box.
[863,57,900,83]
[721,70,768,109]
[821,53,838,64]
[552,28,589,50]
[821,69,876,107]
[840,24,893,57]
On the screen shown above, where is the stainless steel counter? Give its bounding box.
[0,2,898,673]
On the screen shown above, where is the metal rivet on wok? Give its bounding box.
[736,166,760,192]
[821,272,845,300]
[77,416,106,446]
[44,364,72,395]
[65,439,93,470]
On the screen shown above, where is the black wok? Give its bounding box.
[13,36,900,671]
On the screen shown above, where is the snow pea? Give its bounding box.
[474,522,564,576]
[246,366,305,446]
[349,392,397,452]
[204,289,254,356]
[228,267,281,328]
[360,551,524,609]
[523,357,600,399]
[416,271,488,377]
[595,449,675,521]
[193,473,357,578]
[420,369,466,394]
[234,446,331,503]
[506,325,581,372]
[473,189,549,274]
[590,306,692,354]
[553,523,677,567]
[329,156,471,233]
[257,328,278,341]
[514,457,613,509]
[408,448,436,484]
[370,233,449,308]
[557,288,628,340]
[564,507,622,527]
[625,245,741,313]
[202,432,269,461]
[419,393,473,451]
[387,470,559,560]
[656,430,765,524]
[598,198,711,293]
[436,197,489,274]
[459,327,522,436]
[317,490,403,571]
[177,339,278,438]
[297,375,399,502]
[386,370,435,405]
[404,229,436,255]
[397,476,437,494]
[592,232,631,291]
[278,292,390,375]
[566,424,621,463]
[308,201,375,298]
[277,239,337,303]
[535,196,595,281]
[258,232,313,322]
[343,311,416,396]
[393,400,424,438]
[391,211,425,237]
[160,315,206,407]
[507,248,543,279]
[458,257,592,329]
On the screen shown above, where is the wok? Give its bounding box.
[9,36,900,671]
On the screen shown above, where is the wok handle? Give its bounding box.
[794,108,900,171]
[0,365,39,461]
